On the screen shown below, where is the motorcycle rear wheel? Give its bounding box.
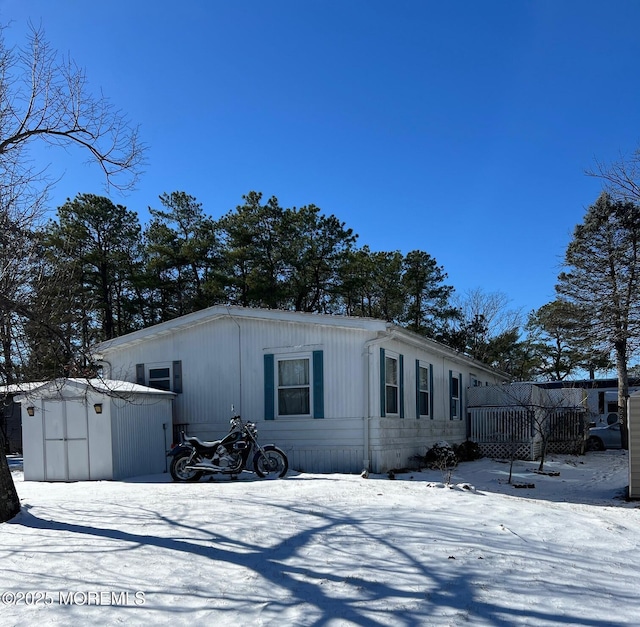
[253,447,288,478]
[170,451,204,482]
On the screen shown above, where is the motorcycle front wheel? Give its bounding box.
[170,451,204,482]
[253,447,288,479]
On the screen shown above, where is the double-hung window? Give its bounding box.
[264,351,324,419]
[417,363,431,418]
[450,370,461,420]
[148,367,171,391]
[277,357,311,416]
[385,355,399,415]
[136,361,182,393]
[380,348,404,417]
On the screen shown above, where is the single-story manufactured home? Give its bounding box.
[94,306,509,473]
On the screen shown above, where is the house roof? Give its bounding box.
[93,305,387,354]
[93,305,508,378]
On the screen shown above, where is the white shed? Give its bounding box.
[17,378,175,481]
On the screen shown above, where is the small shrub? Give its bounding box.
[411,440,483,471]
[453,440,483,462]
[424,441,458,469]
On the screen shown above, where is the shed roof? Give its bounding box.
[13,378,175,402]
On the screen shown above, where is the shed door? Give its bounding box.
[43,400,90,481]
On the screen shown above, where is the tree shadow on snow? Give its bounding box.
[7,498,629,626]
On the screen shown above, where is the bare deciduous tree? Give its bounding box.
[0,23,144,194]
[588,152,640,204]
[0,23,144,523]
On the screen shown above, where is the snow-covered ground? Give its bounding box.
[2,451,639,626]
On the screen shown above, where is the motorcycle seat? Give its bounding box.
[185,435,220,449]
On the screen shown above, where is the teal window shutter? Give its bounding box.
[399,354,404,418]
[429,364,434,419]
[449,370,454,420]
[172,360,182,394]
[415,360,421,419]
[380,348,386,417]
[312,350,324,419]
[264,354,275,420]
[136,363,145,385]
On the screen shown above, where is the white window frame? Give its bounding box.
[450,371,461,420]
[385,353,399,416]
[276,353,313,418]
[146,363,172,391]
[418,362,431,418]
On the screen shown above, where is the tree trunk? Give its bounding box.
[615,341,630,450]
[0,433,20,522]
[99,261,114,340]
[537,436,548,472]
[1,315,14,385]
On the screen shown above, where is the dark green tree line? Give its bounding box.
[20,189,475,381]
[144,191,222,321]
[43,194,143,343]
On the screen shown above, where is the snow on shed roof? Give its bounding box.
[12,378,175,402]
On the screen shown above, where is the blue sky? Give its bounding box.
[3,1,639,318]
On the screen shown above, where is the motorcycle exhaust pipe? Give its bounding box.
[186,464,224,471]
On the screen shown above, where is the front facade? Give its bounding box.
[95,306,508,473]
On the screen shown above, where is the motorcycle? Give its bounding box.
[167,410,288,481]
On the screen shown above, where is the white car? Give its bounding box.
[587,422,622,451]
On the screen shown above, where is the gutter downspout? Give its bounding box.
[226,306,243,417]
[362,330,392,473]
[93,356,112,380]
